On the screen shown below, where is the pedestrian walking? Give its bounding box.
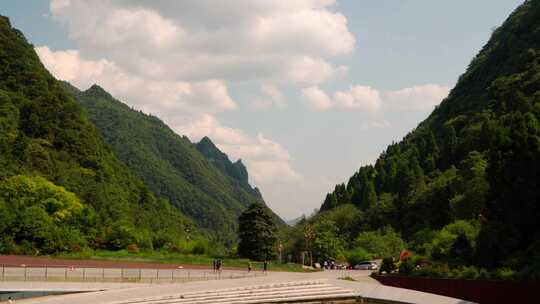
[248,262,252,273]
[8,296,13,304]
[263,260,268,273]
[212,259,216,272]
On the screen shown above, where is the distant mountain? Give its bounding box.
[0,15,193,254]
[195,136,262,198]
[320,0,540,270]
[64,83,284,244]
[286,215,306,227]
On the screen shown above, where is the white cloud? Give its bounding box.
[172,114,301,184]
[383,84,451,111]
[302,85,382,112]
[334,85,381,111]
[302,84,449,113]
[36,46,236,114]
[252,84,286,109]
[48,0,355,84]
[302,86,333,111]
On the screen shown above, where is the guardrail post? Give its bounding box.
[24,266,27,281]
[156,269,159,281]
[171,269,174,282]
[65,267,68,281]
[102,268,105,281]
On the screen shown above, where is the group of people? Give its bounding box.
[212,259,223,272]
[322,260,336,270]
[247,260,268,273]
[213,259,269,273]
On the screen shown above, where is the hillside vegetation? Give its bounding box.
[0,16,197,254]
[63,83,282,244]
[285,0,540,278]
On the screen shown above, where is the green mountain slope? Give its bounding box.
[0,16,194,254]
[320,0,540,270]
[196,136,263,199]
[64,83,283,244]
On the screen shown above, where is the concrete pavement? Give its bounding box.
[1,269,475,304]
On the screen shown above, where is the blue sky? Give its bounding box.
[1,0,523,219]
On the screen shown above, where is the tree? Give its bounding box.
[238,203,277,261]
[311,219,344,263]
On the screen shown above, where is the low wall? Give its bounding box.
[373,274,540,304]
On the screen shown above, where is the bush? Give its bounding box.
[346,247,372,266]
[127,243,140,253]
[355,227,406,258]
[494,268,516,280]
[399,260,414,274]
[191,240,208,255]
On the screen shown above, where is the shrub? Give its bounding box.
[191,240,209,255]
[355,227,406,258]
[398,260,414,274]
[494,268,516,280]
[458,265,480,279]
[127,243,140,253]
[346,247,372,266]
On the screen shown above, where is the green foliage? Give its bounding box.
[398,259,414,275]
[0,16,194,254]
[238,203,277,261]
[355,227,406,258]
[65,83,282,245]
[316,0,540,278]
[346,247,372,266]
[311,219,344,262]
[0,175,86,254]
[429,220,479,264]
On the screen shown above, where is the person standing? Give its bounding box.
[247,262,252,273]
[263,260,268,273]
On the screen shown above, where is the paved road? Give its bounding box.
[0,269,474,304]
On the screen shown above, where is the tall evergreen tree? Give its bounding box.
[238,203,277,261]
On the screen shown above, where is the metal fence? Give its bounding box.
[0,265,263,283]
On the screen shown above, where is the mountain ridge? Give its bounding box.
[64,82,284,244]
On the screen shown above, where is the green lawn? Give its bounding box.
[57,250,311,272]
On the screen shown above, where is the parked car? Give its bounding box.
[354,261,378,270]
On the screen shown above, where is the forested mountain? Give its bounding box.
[0,16,195,254]
[64,83,283,244]
[196,136,263,199]
[316,0,540,274]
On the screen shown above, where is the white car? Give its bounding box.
[354,261,378,270]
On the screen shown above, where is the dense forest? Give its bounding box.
[63,82,283,245]
[0,16,201,254]
[284,0,540,279]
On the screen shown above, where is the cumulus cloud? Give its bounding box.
[383,84,451,111]
[302,86,333,110]
[48,0,355,83]
[302,85,382,112]
[302,84,449,113]
[252,84,286,109]
[36,46,236,114]
[172,114,301,184]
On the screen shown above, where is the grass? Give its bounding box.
[338,276,357,281]
[56,249,312,272]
